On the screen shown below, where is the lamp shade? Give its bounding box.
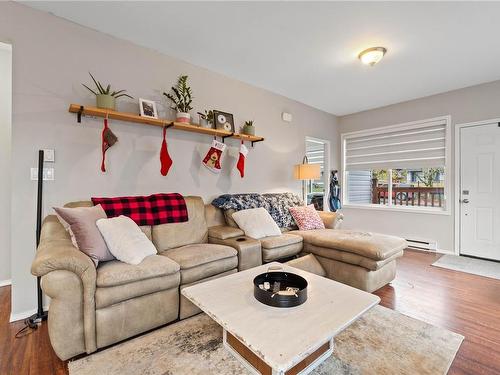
[294,163,321,180]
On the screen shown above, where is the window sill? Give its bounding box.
[342,204,451,216]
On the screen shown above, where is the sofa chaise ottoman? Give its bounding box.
[289,229,407,293]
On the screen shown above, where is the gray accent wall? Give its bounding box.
[339,80,500,252]
[0,3,338,319]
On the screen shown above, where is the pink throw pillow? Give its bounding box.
[289,205,325,231]
[54,204,114,266]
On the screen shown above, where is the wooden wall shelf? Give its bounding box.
[68,104,264,145]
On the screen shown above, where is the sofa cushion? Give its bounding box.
[95,273,180,309]
[64,201,93,208]
[289,229,407,261]
[96,255,180,288]
[208,225,244,240]
[161,244,237,284]
[204,204,226,227]
[260,233,303,249]
[152,196,208,251]
[262,243,303,262]
[224,209,238,228]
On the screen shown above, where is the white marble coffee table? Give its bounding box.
[182,262,379,375]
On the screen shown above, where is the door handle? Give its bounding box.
[460,199,470,204]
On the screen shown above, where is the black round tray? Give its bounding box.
[253,270,308,308]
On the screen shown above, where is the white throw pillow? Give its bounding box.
[96,215,157,265]
[231,208,281,239]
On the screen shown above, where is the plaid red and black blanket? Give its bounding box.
[91,193,188,226]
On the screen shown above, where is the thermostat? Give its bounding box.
[282,112,292,122]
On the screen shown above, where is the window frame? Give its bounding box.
[305,136,331,209]
[341,116,451,216]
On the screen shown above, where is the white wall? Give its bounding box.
[0,42,12,285]
[339,80,500,252]
[0,3,339,318]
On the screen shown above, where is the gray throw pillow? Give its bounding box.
[54,204,114,266]
[224,209,239,228]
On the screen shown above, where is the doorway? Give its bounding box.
[305,137,330,210]
[456,119,500,261]
[0,41,12,285]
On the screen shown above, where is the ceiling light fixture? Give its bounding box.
[358,47,387,66]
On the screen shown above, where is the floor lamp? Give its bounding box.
[28,150,48,325]
[294,156,321,204]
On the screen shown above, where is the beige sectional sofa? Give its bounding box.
[32,197,238,360]
[31,195,406,360]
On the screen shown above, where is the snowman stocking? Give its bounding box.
[236,141,248,178]
[202,139,226,173]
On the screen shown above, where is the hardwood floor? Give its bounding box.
[1,249,499,375]
[373,250,500,375]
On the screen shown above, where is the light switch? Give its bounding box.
[282,112,293,122]
[31,168,55,181]
[43,149,55,162]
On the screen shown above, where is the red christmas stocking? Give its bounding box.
[202,139,226,173]
[236,141,248,178]
[101,118,117,172]
[160,126,173,176]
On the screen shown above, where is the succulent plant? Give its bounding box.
[244,120,254,126]
[82,72,133,99]
[163,75,193,113]
[197,110,214,122]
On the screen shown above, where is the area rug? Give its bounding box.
[69,306,463,375]
[433,254,500,280]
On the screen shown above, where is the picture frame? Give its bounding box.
[139,98,158,119]
[213,110,235,133]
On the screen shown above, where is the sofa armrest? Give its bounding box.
[318,211,343,229]
[31,215,97,354]
[209,236,262,271]
[208,225,244,240]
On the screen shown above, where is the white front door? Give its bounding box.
[459,122,500,260]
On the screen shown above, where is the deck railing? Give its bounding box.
[372,185,445,207]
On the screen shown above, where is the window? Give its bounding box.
[342,117,450,212]
[305,137,329,210]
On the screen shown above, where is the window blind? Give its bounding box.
[306,142,325,186]
[344,119,447,171]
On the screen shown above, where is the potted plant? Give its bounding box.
[82,72,133,110]
[197,110,214,128]
[163,75,193,123]
[242,120,255,136]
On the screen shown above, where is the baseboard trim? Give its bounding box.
[407,247,454,255]
[9,304,50,323]
[0,279,12,287]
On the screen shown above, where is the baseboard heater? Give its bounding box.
[406,238,437,251]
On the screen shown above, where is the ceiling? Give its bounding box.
[24,1,500,116]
